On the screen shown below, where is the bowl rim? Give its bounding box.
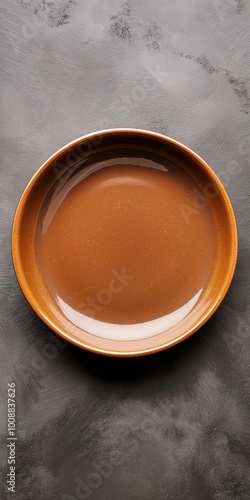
[12,128,238,356]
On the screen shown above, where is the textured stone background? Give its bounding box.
[1,0,250,499]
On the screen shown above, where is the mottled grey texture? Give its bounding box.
[1,0,250,499]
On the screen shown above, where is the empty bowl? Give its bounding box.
[12,129,238,356]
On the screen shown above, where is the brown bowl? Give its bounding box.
[12,129,238,356]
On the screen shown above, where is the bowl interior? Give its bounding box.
[12,130,237,356]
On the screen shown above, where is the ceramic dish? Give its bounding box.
[12,129,238,356]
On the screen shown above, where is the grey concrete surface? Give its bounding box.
[1,0,250,499]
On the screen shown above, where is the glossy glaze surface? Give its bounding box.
[12,130,238,355]
[35,157,216,336]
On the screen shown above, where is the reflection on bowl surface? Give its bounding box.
[12,129,238,355]
[35,154,217,334]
